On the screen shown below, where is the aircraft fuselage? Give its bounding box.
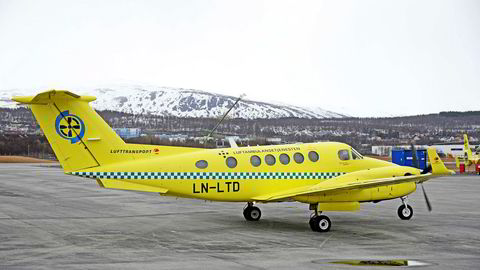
[72,142,418,203]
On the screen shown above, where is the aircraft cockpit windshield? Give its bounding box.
[351,148,363,160]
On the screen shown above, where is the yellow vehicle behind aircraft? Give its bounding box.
[461,134,480,166]
[12,90,454,232]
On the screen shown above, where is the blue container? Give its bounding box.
[391,149,427,170]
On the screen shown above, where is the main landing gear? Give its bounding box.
[309,205,331,232]
[309,214,331,232]
[398,196,413,220]
[243,202,261,221]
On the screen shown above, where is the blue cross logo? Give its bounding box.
[55,110,85,144]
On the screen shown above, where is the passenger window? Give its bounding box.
[279,153,290,165]
[293,152,304,163]
[338,150,350,161]
[265,154,276,166]
[308,151,319,162]
[226,157,237,168]
[250,155,261,167]
[195,160,208,169]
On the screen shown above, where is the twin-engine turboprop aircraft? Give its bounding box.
[13,90,454,232]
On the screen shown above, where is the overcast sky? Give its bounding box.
[0,0,479,117]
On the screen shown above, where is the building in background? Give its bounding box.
[431,143,478,158]
[113,128,141,139]
[372,143,479,158]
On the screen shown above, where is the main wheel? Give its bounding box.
[397,204,413,220]
[309,215,331,232]
[309,216,316,231]
[243,206,261,221]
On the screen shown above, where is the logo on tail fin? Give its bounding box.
[55,111,85,144]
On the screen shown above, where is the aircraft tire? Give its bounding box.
[309,217,318,231]
[243,206,261,221]
[310,215,331,232]
[397,205,413,220]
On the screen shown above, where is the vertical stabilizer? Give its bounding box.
[428,148,454,175]
[464,134,473,161]
[12,90,133,172]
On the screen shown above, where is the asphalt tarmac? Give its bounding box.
[0,164,479,269]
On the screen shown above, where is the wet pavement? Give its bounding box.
[0,164,479,269]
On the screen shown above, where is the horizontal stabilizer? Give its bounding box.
[12,90,96,104]
[97,179,168,194]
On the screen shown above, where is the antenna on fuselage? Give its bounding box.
[204,93,245,147]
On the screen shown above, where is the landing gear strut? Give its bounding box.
[309,204,331,232]
[397,197,413,220]
[243,202,261,221]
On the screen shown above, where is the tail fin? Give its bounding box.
[12,90,133,172]
[427,148,454,175]
[463,134,473,160]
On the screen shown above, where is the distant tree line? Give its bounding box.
[0,134,54,159]
[439,111,480,117]
[2,107,480,157]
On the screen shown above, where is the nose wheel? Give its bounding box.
[398,197,413,220]
[243,202,261,221]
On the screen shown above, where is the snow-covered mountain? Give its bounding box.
[0,85,346,119]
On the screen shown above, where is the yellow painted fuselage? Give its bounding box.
[73,142,418,204]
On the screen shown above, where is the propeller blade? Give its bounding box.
[421,184,432,212]
[411,143,418,169]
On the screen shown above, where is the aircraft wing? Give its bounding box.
[252,173,432,202]
[253,147,453,202]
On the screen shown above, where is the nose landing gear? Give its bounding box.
[398,196,413,220]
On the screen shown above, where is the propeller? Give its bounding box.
[411,143,432,211]
[420,183,432,212]
[411,143,419,169]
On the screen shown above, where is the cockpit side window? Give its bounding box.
[338,149,350,161]
[351,148,363,160]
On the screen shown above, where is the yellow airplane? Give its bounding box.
[12,90,454,232]
[462,134,480,165]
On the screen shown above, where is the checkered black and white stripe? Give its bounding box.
[71,172,344,180]
[71,171,345,180]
